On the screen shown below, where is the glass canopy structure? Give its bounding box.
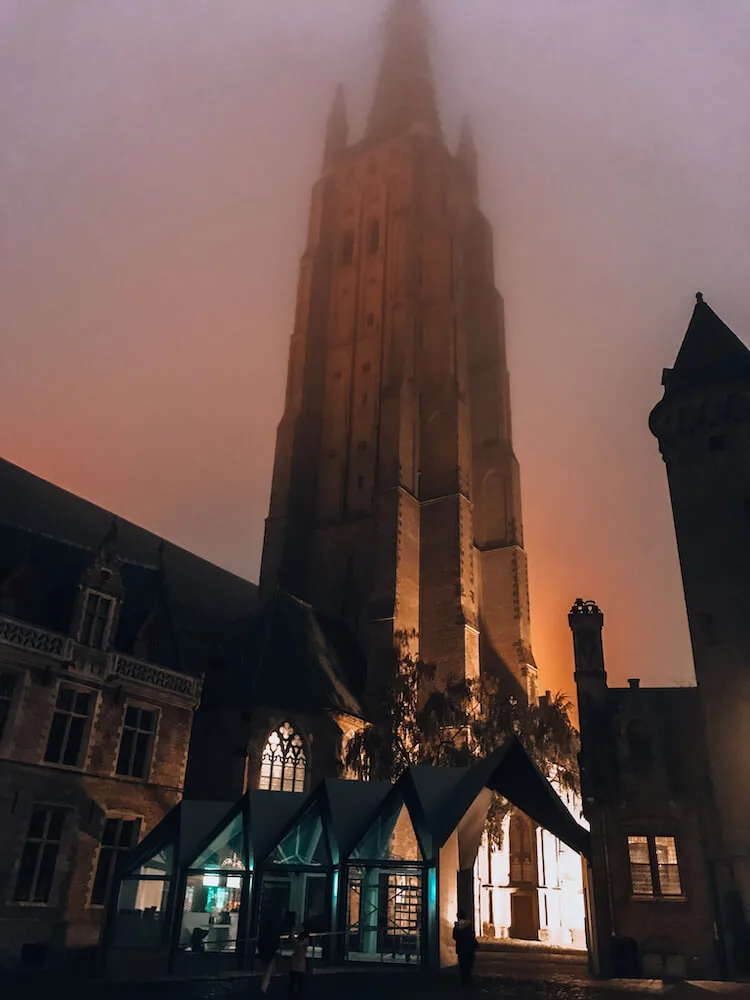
[102,738,590,980]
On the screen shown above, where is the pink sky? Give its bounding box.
[1,0,748,696]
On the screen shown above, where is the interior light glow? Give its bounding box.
[203,874,220,887]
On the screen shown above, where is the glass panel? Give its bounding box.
[351,803,420,862]
[655,836,682,896]
[180,872,245,952]
[258,872,329,954]
[628,835,654,896]
[346,864,422,964]
[129,843,173,878]
[191,812,246,871]
[111,877,170,948]
[267,804,330,867]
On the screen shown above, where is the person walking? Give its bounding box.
[288,926,311,998]
[257,911,283,995]
[453,910,478,989]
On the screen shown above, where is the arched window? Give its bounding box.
[259,723,307,792]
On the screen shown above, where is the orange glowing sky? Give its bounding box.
[1,0,749,698]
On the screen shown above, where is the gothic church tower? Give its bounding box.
[261,0,536,700]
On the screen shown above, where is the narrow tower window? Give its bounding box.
[369,220,381,254]
[341,230,355,265]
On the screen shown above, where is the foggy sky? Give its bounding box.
[1,0,749,697]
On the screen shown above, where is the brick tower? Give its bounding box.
[260,0,536,700]
[650,294,750,975]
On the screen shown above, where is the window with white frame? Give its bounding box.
[44,685,93,767]
[0,670,17,743]
[116,706,157,779]
[79,590,115,648]
[13,806,66,903]
[628,835,682,897]
[91,817,140,905]
[259,722,307,792]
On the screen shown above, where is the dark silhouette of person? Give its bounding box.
[190,926,208,953]
[257,910,285,995]
[453,909,478,988]
[288,925,311,998]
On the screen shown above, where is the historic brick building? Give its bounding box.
[574,294,750,980]
[260,0,536,702]
[0,458,363,967]
[571,599,719,980]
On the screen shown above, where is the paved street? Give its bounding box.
[5,952,750,1000]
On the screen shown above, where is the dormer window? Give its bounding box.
[79,591,115,649]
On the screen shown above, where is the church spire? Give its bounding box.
[323,84,348,166]
[366,0,441,143]
[456,116,479,199]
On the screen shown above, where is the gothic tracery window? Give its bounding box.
[259,723,307,793]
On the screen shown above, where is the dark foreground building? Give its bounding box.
[573,294,750,980]
[0,458,363,968]
[101,738,588,979]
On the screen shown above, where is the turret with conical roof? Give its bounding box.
[650,294,750,969]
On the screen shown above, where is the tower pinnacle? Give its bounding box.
[323,84,348,165]
[367,0,441,142]
[457,116,479,198]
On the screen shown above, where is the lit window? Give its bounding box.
[91,818,140,905]
[44,686,92,767]
[116,706,157,779]
[13,806,66,903]
[259,723,307,793]
[0,671,17,743]
[79,591,114,648]
[628,835,682,897]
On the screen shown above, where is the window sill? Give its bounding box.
[11,900,58,908]
[631,895,687,903]
[111,772,152,783]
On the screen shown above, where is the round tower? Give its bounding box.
[649,293,750,973]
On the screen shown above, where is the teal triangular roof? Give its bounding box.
[248,790,306,865]
[320,778,392,862]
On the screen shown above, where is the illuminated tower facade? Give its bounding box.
[260,0,536,700]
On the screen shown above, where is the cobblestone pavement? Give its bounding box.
[5,958,750,1000]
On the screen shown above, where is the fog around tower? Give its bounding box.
[0,0,748,696]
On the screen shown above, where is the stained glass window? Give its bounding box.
[259,723,307,793]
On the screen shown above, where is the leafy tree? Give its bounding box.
[345,630,580,846]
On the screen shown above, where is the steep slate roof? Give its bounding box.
[662,295,750,398]
[0,458,365,717]
[240,590,364,718]
[0,457,257,623]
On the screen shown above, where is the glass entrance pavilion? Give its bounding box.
[102,737,590,980]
